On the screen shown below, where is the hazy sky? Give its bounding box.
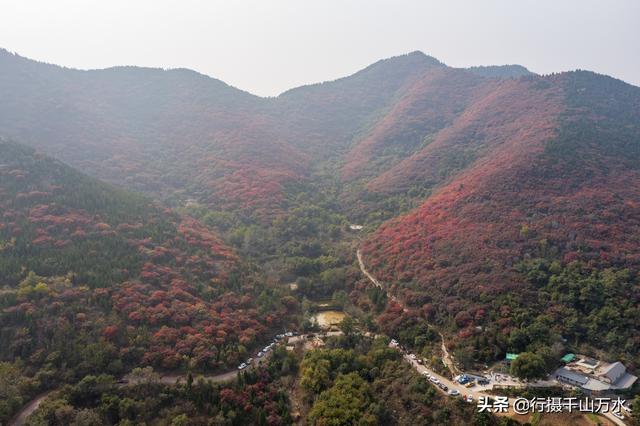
[1,0,638,96]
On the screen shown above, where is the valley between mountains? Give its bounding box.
[1,48,639,425]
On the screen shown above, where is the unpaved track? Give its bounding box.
[10,352,272,425]
[9,392,52,426]
[357,249,625,426]
[357,249,456,375]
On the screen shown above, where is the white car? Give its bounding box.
[465,395,474,403]
[422,372,430,378]
[246,358,253,364]
[429,377,440,384]
[612,411,624,420]
[448,389,460,396]
[238,363,247,370]
[257,351,264,357]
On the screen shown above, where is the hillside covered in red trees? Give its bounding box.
[2,47,640,415]
[0,141,297,421]
[361,71,640,367]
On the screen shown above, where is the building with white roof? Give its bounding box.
[554,357,637,393]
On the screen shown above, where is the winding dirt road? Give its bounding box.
[9,369,241,426]
[357,248,625,426]
[356,249,384,290]
[8,392,53,426]
[9,351,272,426]
[357,249,456,375]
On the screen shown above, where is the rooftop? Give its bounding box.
[555,358,638,391]
[582,378,611,392]
[597,361,625,381]
[612,373,638,389]
[555,367,588,385]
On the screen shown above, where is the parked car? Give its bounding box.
[429,377,439,384]
[238,363,247,370]
[457,375,470,384]
[465,381,475,388]
[439,384,448,391]
[477,378,490,386]
[448,389,460,396]
[422,372,430,378]
[465,395,474,403]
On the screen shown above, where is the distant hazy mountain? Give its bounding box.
[0,49,533,218]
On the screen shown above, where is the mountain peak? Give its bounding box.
[406,50,441,62]
[364,50,443,72]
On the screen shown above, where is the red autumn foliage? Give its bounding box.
[362,73,640,351]
[342,67,494,181]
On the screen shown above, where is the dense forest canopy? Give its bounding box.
[0,141,297,424]
[1,48,640,424]
[361,71,640,368]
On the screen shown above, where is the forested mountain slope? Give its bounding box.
[0,141,295,423]
[366,75,563,193]
[0,48,304,218]
[341,67,497,182]
[466,64,533,78]
[274,51,443,156]
[361,72,640,367]
[2,47,639,373]
[0,49,517,220]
